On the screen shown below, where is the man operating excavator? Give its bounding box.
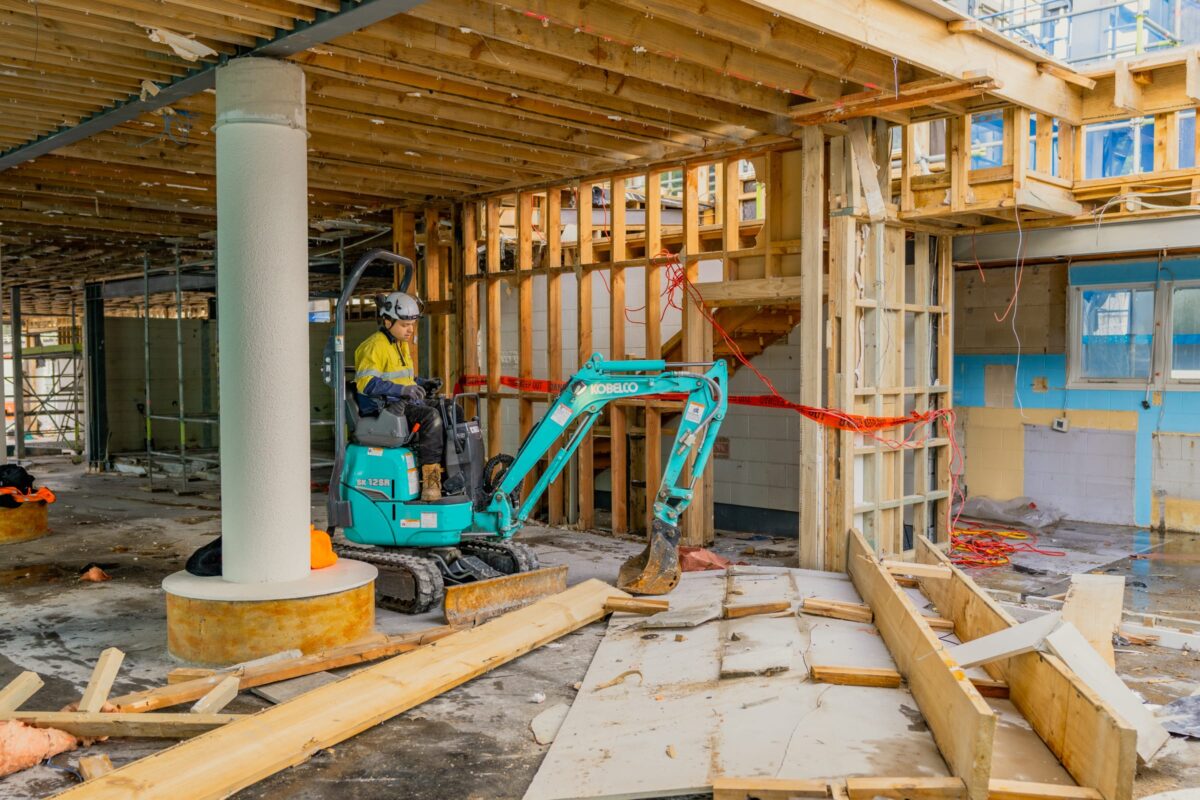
[354,291,445,501]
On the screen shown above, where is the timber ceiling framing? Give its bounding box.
[0,0,1079,312]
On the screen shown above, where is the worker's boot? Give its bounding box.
[421,464,442,501]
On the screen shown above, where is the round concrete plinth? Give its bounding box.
[0,503,49,545]
[163,560,377,666]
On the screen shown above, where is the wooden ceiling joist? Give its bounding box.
[791,74,1001,125]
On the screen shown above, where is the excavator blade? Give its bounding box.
[617,519,682,595]
[444,565,568,627]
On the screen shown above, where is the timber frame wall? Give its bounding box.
[431,124,955,569]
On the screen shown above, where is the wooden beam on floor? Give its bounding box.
[845,777,966,799]
[913,538,1135,800]
[847,529,995,800]
[79,647,124,714]
[111,626,455,713]
[800,597,874,623]
[810,664,902,688]
[712,777,831,799]
[987,780,1103,800]
[0,671,43,713]
[189,675,241,715]
[56,580,627,799]
[0,712,240,739]
[78,754,114,781]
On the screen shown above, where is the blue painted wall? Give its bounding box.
[954,257,1200,527]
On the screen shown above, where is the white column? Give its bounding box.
[215,58,311,584]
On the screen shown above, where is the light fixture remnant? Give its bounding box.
[147,28,218,62]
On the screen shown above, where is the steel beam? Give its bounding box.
[0,0,425,172]
[84,283,108,469]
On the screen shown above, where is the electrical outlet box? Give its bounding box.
[1052,417,1070,433]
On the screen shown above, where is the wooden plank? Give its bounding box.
[644,171,663,534]
[723,601,791,619]
[190,675,240,715]
[845,777,966,799]
[1061,574,1123,668]
[485,197,503,462]
[79,647,125,714]
[0,671,43,713]
[712,777,831,799]
[577,182,596,530]
[517,191,536,501]
[111,626,455,713]
[847,529,995,800]
[680,165,712,546]
[1113,61,1143,114]
[799,125,824,570]
[1038,62,1097,91]
[59,580,627,799]
[988,780,1103,800]
[545,189,565,526]
[801,598,874,623]
[747,0,1082,122]
[610,177,628,536]
[969,677,1009,699]
[604,597,670,615]
[913,538,1135,800]
[0,712,240,739]
[78,754,114,781]
[1042,623,1169,765]
[810,664,902,688]
[695,276,804,307]
[1187,50,1200,103]
[883,561,951,580]
[848,120,886,221]
[945,613,1064,669]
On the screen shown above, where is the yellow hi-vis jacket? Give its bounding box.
[354,329,416,397]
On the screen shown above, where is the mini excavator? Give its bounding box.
[323,250,727,618]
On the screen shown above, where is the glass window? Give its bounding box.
[1180,110,1196,170]
[970,111,1005,169]
[1172,286,1200,380]
[1084,118,1155,179]
[1078,287,1156,380]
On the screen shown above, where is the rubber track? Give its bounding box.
[460,539,540,573]
[333,543,444,613]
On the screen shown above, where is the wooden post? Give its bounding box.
[799,126,825,570]
[949,115,971,212]
[546,189,565,526]
[424,209,449,383]
[723,158,742,279]
[485,197,503,461]
[644,172,663,535]
[1034,113,1054,175]
[392,210,416,289]
[577,182,595,530]
[681,166,713,546]
[460,202,480,420]
[609,177,628,535]
[900,124,917,212]
[517,192,536,498]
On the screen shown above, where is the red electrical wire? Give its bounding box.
[949,521,1066,569]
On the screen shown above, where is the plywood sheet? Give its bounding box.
[523,570,949,800]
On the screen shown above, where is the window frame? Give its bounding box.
[1067,281,1162,388]
[1166,279,1200,388]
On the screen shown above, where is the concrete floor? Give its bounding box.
[0,457,1196,798]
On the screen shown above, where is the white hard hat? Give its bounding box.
[377,291,422,321]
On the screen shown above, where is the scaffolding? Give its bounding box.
[965,0,1200,65]
[136,249,337,494]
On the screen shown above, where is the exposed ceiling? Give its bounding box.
[0,0,1056,312]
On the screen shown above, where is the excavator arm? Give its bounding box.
[477,354,728,594]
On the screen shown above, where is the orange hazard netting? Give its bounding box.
[0,486,56,504]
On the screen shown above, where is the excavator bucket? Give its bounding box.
[617,519,682,595]
[444,565,568,627]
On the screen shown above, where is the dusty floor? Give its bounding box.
[0,457,1196,798]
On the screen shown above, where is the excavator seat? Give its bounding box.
[345,381,410,448]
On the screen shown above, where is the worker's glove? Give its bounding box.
[399,384,427,403]
[417,376,443,396]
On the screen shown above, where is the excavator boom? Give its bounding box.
[478,355,728,594]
